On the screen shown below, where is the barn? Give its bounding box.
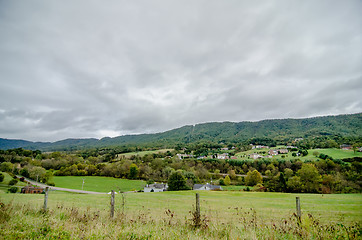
[21,185,44,194]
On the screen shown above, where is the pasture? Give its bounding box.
[0,190,361,239]
[234,147,361,161]
[52,176,146,193]
[0,172,27,193]
[117,149,174,159]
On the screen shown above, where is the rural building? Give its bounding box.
[268,150,278,156]
[340,144,352,150]
[250,153,263,159]
[21,185,44,194]
[193,183,222,191]
[278,149,288,154]
[144,183,168,192]
[217,153,229,160]
[176,154,194,160]
[252,145,269,149]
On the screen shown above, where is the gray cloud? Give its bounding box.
[0,0,361,141]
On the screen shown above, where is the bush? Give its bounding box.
[8,186,18,193]
[219,178,225,186]
[47,181,55,186]
[0,173,4,182]
[8,179,18,186]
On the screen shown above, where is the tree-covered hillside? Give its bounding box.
[0,113,361,151]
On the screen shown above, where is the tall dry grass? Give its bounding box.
[0,199,360,239]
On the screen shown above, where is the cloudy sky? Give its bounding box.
[0,0,361,142]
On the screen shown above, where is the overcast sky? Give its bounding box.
[0,0,361,142]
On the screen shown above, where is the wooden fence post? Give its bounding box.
[296,196,301,223]
[110,190,115,218]
[195,193,201,227]
[43,187,49,212]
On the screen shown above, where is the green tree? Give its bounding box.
[8,178,18,186]
[29,166,47,183]
[284,168,293,179]
[168,171,190,191]
[8,186,18,193]
[128,164,139,179]
[228,170,236,180]
[20,168,30,178]
[219,178,225,186]
[245,170,263,186]
[224,175,231,185]
[287,176,302,192]
[0,162,13,172]
[297,163,321,193]
[352,143,359,154]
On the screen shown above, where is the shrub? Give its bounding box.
[219,178,225,186]
[8,186,18,193]
[0,173,4,182]
[8,179,18,186]
[47,181,55,186]
[245,170,263,186]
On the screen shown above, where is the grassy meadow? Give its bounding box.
[52,176,146,193]
[0,190,361,239]
[0,172,27,193]
[117,149,174,159]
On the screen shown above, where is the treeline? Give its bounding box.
[0,147,361,194]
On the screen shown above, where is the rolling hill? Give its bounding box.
[0,113,361,151]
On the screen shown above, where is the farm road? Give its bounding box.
[18,176,105,194]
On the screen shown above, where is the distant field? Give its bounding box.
[235,147,361,161]
[117,148,174,158]
[221,185,249,191]
[311,148,362,159]
[52,176,146,193]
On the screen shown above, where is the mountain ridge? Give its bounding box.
[0,113,361,151]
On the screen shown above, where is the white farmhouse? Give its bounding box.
[144,183,168,192]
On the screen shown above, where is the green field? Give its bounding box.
[0,191,361,239]
[235,147,361,161]
[118,149,174,158]
[52,176,146,193]
[221,185,250,191]
[0,172,27,193]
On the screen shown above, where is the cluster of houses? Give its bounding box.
[143,182,222,192]
[340,144,362,151]
[177,153,237,160]
[249,148,291,160]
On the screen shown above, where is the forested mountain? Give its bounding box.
[1,113,361,151]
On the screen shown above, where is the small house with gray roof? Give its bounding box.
[144,183,168,192]
[193,183,222,191]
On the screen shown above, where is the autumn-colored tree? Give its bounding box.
[297,163,321,193]
[224,175,231,185]
[245,170,263,186]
